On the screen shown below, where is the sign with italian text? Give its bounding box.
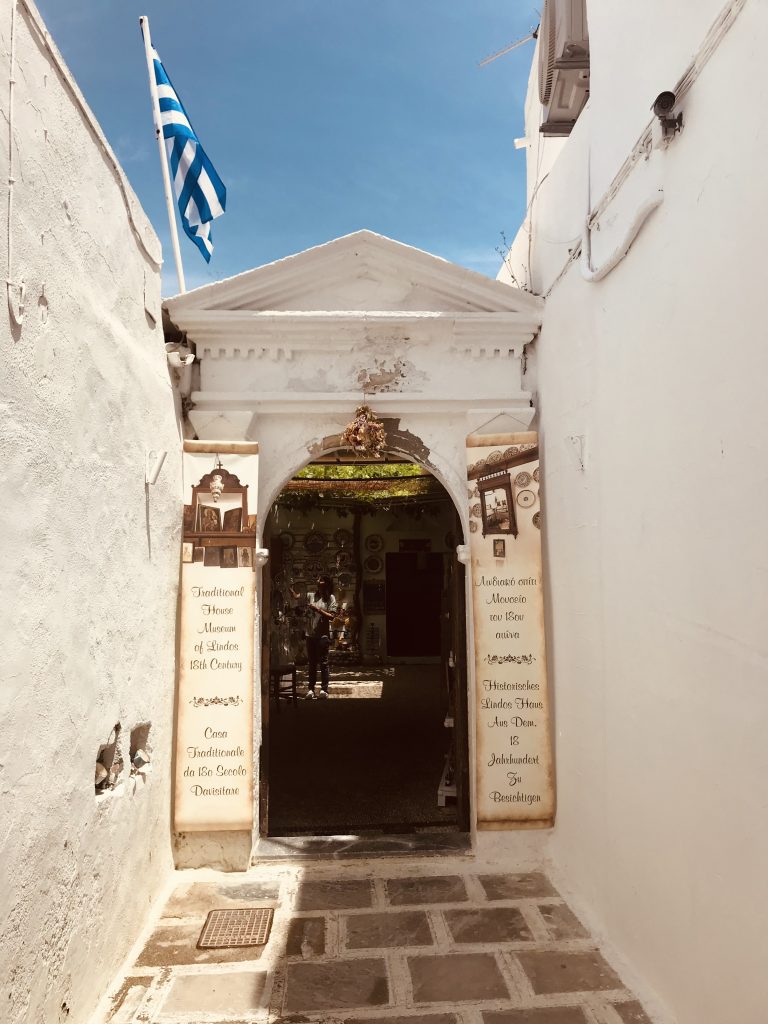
[466,432,554,828]
[174,442,258,832]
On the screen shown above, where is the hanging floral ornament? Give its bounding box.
[341,405,386,458]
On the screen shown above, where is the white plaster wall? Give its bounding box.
[0,4,180,1022]
[510,2,768,1021]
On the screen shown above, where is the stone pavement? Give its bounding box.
[103,857,656,1024]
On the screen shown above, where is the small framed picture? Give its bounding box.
[193,546,205,563]
[221,546,238,568]
[223,507,242,532]
[237,546,253,568]
[493,539,506,559]
[182,504,195,533]
[181,542,193,563]
[478,473,518,538]
[203,547,221,567]
[245,514,257,534]
[198,505,222,533]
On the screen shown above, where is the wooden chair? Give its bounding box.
[271,663,298,710]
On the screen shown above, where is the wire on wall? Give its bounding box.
[6,0,24,328]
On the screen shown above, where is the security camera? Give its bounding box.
[652,91,676,118]
[651,91,683,139]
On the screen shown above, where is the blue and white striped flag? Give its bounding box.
[153,48,226,262]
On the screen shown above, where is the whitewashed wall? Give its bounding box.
[505,2,768,1022]
[0,4,180,1023]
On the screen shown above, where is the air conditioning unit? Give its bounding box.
[538,0,590,137]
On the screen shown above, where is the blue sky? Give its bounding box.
[35,1,536,295]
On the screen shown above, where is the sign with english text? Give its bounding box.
[466,432,554,828]
[174,442,258,832]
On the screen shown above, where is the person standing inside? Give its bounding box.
[303,575,337,699]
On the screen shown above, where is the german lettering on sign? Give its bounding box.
[174,442,258,832]
[466,432,554,828]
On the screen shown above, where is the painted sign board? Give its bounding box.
[174,441,258,832]
[466,432,554,828]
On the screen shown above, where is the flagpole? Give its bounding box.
[139,15,186,294]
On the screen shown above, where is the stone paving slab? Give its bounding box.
[444,907,533,944]
[285,916,326,957]
[135,920,267,967]
[162,879,280,918]
[296,878,375,910]
[385,875,468,905]
[478,872,560,900]
[102,858,659,1024]
[409,952,510,1003]
[159,970,267,1014]
[483,1008,589,1024]
[515,950,624,995]
[345,1016,458,1024]
[612,1001,654,1024]
[345,910,434,949]
[283,958,390,1011]
[537,904,588,941]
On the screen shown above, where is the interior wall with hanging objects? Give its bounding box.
[265,497,458,664]
[0,6,180,1024]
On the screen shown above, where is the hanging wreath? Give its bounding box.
[340,405,386,458]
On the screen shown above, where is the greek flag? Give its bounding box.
[153,48,226,262]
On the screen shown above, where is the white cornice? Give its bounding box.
[189,391,534,414]
[171,309,540,361]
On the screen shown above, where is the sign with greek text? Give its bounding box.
[466,432,554,828]
[174,442,259,832]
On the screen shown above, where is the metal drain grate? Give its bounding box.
[197,907,274,949]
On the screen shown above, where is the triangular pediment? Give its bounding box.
[165,230,542,317]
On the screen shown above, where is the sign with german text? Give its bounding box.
[466,432,554,828]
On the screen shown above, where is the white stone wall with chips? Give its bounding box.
[502,2,768,1022]
[0,3,180,1023]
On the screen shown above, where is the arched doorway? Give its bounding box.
[260,449,470,841]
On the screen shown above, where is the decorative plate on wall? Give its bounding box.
[304,531,326,554]
[364,555,383,574]
[304,558,323,579]
[278,531,294,550]
[470,503,482,519]
[365,533,384,553]
[533,467,540,482]
[533,511,541,529]
[515,471,532,487]
[337,571,353,590]
[335,549,352,569]
[334,528,353,549]
[517,489,536,509]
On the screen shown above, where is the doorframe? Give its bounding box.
[255,438,475,841]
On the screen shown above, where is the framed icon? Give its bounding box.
[220,546,238,568]
[222,507,243,532]
[198,505,222,533]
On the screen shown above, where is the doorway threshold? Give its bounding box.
[253,831,472,862]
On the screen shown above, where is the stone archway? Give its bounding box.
[258,437,471,844]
